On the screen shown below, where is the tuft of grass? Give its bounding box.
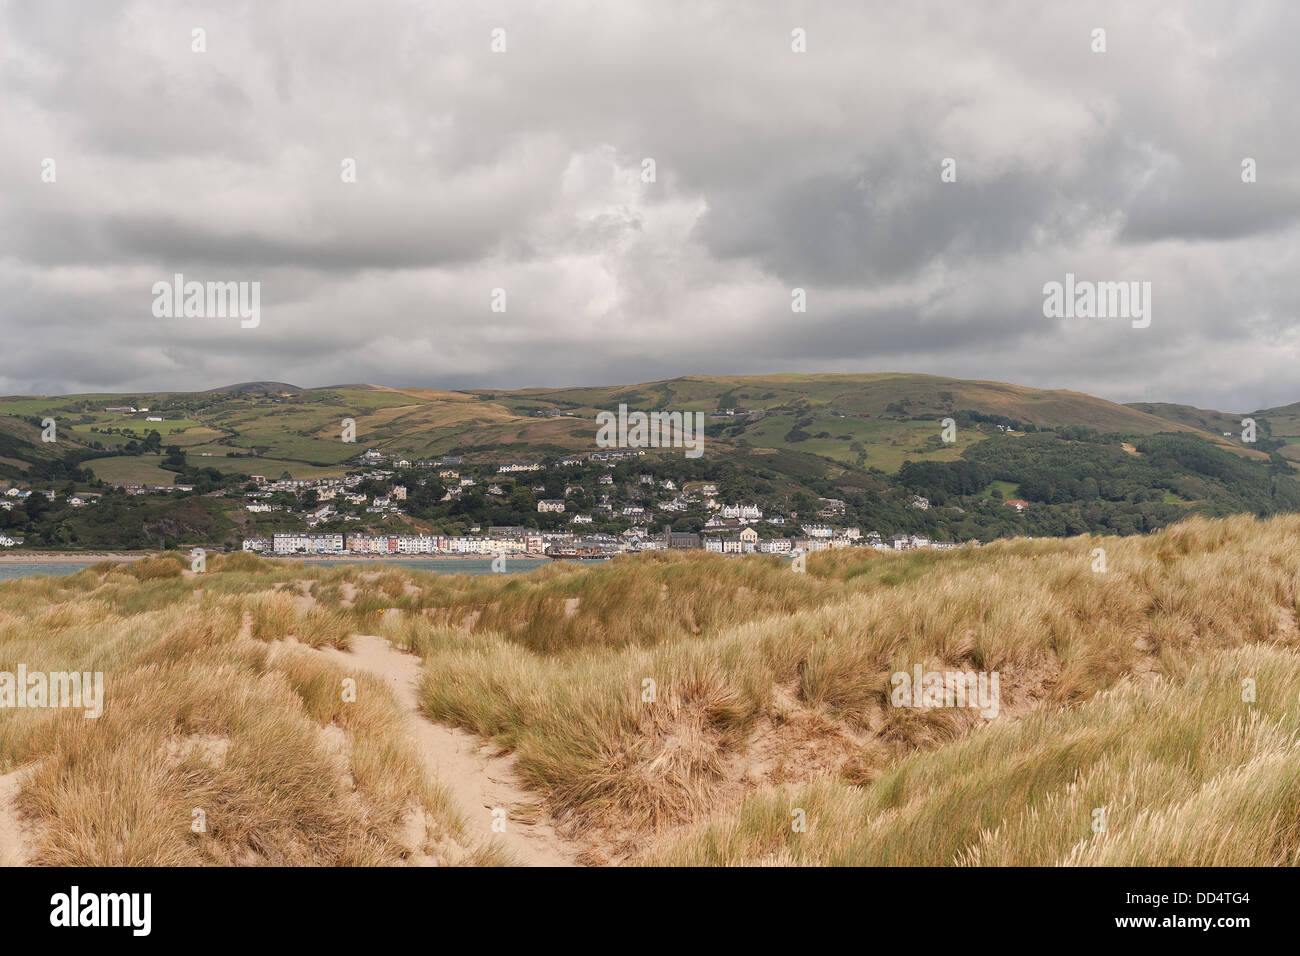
[0,567,485,866]
[247,590,301,642]
[644,645,1300,866]
[125,555,187,581]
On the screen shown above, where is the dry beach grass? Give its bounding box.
[0,514,1298,865]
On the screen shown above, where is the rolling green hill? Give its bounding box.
[1125,402,1242,436]
[0,373,1285,482]
[1130,398,1300,465]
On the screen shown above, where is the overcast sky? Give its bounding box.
[2,1,1298,411]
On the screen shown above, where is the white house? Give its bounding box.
[272,532,344,555]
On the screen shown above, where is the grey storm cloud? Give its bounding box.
[1,0,1299,414]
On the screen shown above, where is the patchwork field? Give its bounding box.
[75,456,179,486]
[2,513,1298,866]
[4,373,1268,485]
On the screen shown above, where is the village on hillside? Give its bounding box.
[236,448,969,558]
[0,442,992,556]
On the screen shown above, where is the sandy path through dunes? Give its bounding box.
[320,634,579,867]
[0,767,34,866]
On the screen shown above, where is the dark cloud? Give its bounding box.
[1,0,1298,414]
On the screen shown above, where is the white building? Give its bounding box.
[396,534,438,554]
[445,536,524,555]
[272,532,344,555]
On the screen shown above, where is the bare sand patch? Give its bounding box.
[318,634,582,866]
[0,766,38,866]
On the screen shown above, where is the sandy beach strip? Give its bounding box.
[0,551,155,565]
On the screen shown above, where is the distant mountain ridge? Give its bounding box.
[202,382,305,395]
[0,372,1296,484]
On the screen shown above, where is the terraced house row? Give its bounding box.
[246,531,538,556]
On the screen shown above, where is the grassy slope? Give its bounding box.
[0,374,1243,481]
[1127,401,1242,435]
[0,556,503,866]
[498,373,1198,428]
[0,415,96,480]
[0,374,1289,496]
[3,513,1299,865]
[1133,398,1300,464]
[378,514,1300,863]
[1249,400,1300,464]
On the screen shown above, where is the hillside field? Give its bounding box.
[1,374,1265,484]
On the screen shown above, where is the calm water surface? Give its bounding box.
[0,556,608,581]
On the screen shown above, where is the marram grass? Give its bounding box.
[1,512,1298,865]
